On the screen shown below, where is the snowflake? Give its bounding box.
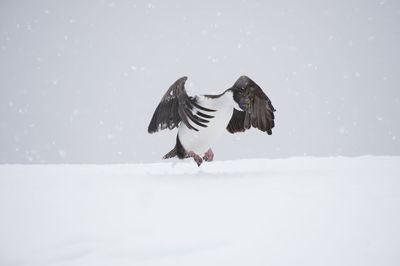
[58,150,66,158]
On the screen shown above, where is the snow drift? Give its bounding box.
[0,156,399,266]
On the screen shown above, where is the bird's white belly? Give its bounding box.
[178,96,234,155]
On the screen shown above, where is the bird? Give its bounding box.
[148,75,276,166]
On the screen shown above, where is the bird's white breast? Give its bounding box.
[178,91,236,155]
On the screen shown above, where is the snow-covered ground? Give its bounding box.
[0,156,399,266]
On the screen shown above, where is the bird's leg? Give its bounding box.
[185,151,203,166]
[203,148,214,162]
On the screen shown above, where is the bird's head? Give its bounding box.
[233,87,250,111]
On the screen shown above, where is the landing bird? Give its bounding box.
[148,75,276,166]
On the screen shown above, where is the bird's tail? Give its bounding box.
[163,146,177,159]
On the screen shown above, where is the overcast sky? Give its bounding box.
[0,0,399,163]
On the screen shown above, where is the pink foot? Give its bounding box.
[186,151,203,166]
[203,148,214,162]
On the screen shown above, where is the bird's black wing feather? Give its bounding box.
[148,76,216,133]
[227,76,276,135]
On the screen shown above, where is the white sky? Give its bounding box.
[0,0,399,163]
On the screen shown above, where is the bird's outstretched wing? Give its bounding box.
[227,76,276,135]
[148,76,216,133]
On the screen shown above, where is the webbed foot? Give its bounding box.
[203,148,214,162]
[186,151,203,166]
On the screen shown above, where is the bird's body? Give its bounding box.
[148,76,276,166]
[178,91,237,155]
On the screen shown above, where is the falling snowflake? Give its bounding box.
[58,150,66,158]
[339,126,348,134]
[200,30,208,37]
[347,41,354,47]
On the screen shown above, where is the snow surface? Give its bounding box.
[0,156,399,266]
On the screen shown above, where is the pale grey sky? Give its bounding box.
[0,0,399,163]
